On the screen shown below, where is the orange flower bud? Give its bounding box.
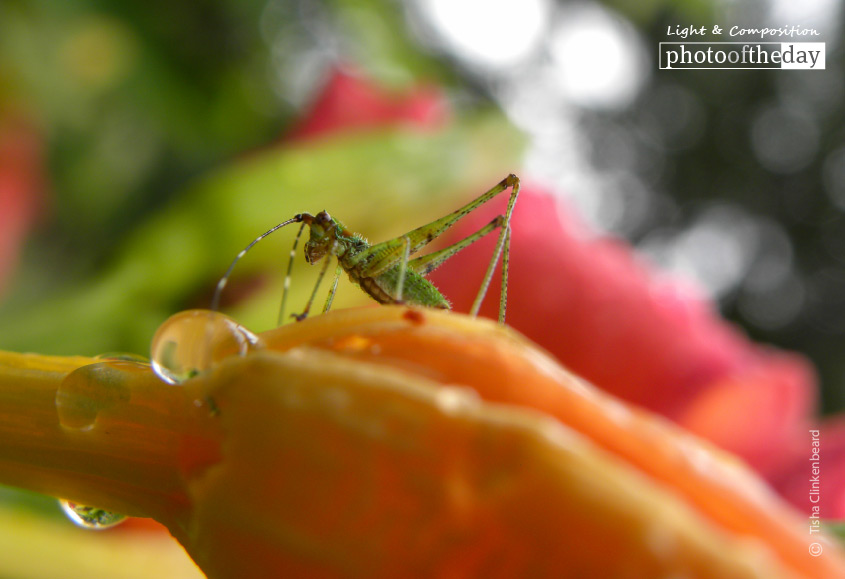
[1,307,842,577]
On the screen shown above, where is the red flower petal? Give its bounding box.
[677,354,815,475]
[0,114,46,294]
[284,68,449,142]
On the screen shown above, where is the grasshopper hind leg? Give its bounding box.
[403,176,520,324]
[469,177,519,323]
[395,236,411,304]
[497,227,512,323]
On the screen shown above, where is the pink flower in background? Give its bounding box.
[430,184,844,519]
[284,68,449,142]
[0,114,45,295]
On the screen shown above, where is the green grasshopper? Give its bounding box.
[211,173,520,324]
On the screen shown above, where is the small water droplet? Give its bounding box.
[94,352,150,363]
[56,361,138,431]
[59,499,127,530]
[150,310,263,385]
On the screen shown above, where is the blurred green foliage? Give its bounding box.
[0,0,458,271]
[1,1,278,251]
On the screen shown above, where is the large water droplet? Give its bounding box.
[150,310,263,385]
[59,499,127,530]
[56,361,139,431]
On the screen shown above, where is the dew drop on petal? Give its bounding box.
[150,310,264,385]
[56,360,139,431]
[59,499,127,530]
[94,352,150,363]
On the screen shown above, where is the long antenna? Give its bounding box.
[211,215,303,312]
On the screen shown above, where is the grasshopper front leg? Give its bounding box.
[277,221,308,326]
[323,264,343,314]
[292,254,333,321]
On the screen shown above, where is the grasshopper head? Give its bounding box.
[303,211,336,264]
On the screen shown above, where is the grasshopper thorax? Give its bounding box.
[302,211,338,264]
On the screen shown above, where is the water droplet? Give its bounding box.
[150,310,263,385]
[94,352,150,363]
[59,499,127,530]
[56,361,137,431]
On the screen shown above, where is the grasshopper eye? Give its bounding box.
[316,211,332,225]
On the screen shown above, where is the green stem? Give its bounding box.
[0,351,221,542]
